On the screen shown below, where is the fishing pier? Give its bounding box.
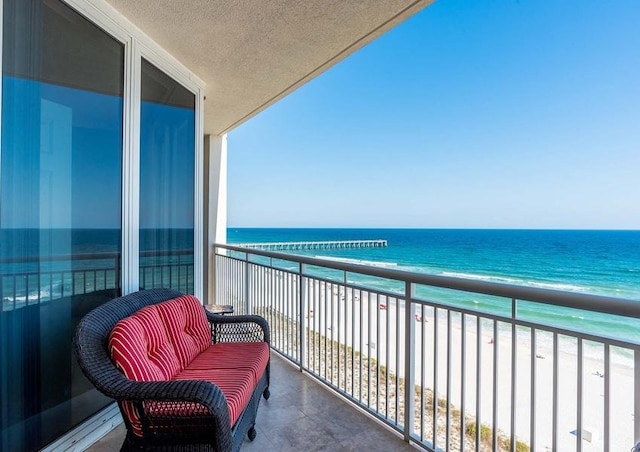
[238,239,387,251]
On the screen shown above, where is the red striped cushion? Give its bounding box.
[157,295,211,368]
[173,367,255,426]
[109,305,182,380]
[109,305,183,437]
[185,342,270,385]
[119,401,144,437]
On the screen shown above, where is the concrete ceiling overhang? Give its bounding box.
[104,0,434,135]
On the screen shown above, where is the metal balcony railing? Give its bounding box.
[0,249,193,309]
[214,243,640,452]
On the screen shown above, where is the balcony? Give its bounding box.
[211,243,640,452]
[7,245,638,451]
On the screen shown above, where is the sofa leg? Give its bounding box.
[263,388,270,400]
[248,426,257,441]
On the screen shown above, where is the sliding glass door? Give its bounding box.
[0,1,202,449]
[139,59,196,294]
[1,0,123,449]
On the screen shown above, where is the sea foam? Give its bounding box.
[315,255,398,268]
[439,270,587,293]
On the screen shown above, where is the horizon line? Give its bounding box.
[228,226,640,232]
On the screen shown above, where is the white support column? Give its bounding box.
[121,37,141,295]
[193,88,205,301]
[203,133,228,305]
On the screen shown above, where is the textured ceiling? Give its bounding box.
[104,0,434,135]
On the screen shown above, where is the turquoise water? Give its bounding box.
[228,228,640,343]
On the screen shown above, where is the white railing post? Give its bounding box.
[299,263,306,371]
[209,245,216,305]
[635,349,640,445]
[511,298,518,452]
[243,253,250,315]
[404,281,416,442]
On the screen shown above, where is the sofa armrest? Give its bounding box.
[117,379,225,409]
[117,379,233,450]
[205,313,270,345]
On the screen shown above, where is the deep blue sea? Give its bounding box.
[228,228,640,343]
[228,228,640,298]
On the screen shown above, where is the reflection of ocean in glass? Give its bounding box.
[139,228,195,293]
[1,0,126,443]
[0,76,125,311]
[1,228,194,308]
[139,58,196,294]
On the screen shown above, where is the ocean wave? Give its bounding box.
[438,271,587,293]
[3,288,53,308]
[10,289,52,302]
[315,255,398,268]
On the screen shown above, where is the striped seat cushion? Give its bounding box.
[108,305,183,437]
[108,305,181,380]
[185,342,270,385]
[156,295,211,368]
[173,367,255,426]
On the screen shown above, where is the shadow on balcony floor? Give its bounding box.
[88,352,415,451]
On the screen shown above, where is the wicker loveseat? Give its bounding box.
[74,288,270,451]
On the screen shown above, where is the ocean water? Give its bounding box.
[228,228,640,343]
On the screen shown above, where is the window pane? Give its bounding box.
[140,59,195,294]
[0,0,123,450]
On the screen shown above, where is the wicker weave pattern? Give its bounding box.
[207,314,270,344]
[73,289,270,452]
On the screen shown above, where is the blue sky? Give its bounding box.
[228,0,640,229]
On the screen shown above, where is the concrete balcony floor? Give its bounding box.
[88,352,414,451]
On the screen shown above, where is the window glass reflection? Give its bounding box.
[140,59,195,294]
[1,0,123,449]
